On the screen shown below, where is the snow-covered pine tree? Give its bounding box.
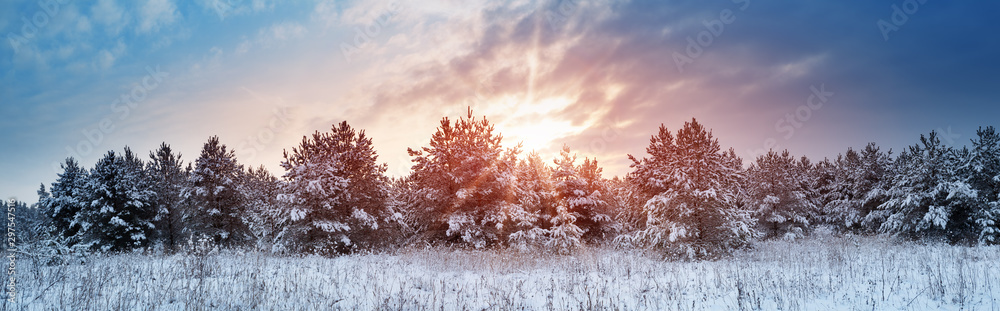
[820,143,893,233]
[279,121,391,255]
[625,119,756,258]
[965,126,1000,244]
[34,184,52,239]
[40,158,89,245]
[606,176,645,234]
[745,150,819,239]
[548,146,586,253]
[147,142,188,252]
[406,108,521,248]
[239,165,286,252]
[11,198,46,245]
[185,136,251,248]
[577,157,615,242]
[507,152,553,251]
[83,148,157,252]
[551,146,613,244]
[869,131,978,243]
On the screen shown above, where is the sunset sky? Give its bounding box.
[3,0,1000,203]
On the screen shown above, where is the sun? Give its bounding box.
[492,97,587,155]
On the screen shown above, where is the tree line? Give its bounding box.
[21,109,1000,258]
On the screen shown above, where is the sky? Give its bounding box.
[2,0,1000,204]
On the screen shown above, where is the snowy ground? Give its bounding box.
[5,235,1000,310]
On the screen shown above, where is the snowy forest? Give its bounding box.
[8,110,1000,309]
[15,110,1000,259]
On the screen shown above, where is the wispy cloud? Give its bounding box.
[137,0,180,34]
[3,0,1000,203]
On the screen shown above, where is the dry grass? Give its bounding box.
[4,234,999,310]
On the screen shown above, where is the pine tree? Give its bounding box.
[12,198,46,245]
[966,126,1000,244]
[746,150,819,239]
[507,152,553,251]
[239,165,286,252]
[83,148,157,252]
[40,158,89,245]
[819,143,892,233]
[607,176,645,233]
[406,109,521,248]
[870,132,978,243]
[625,119,756,258]
[548,146,586,253]
[147,143,188,252]
[577,157,615,241]
[34,184,52,239]
[185,136,250,248]
[279,121,391,255]
[551,146,612,245]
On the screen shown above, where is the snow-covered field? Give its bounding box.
[7,235,1000,310]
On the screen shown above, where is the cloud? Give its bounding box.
[94,39,127,71]
[311,0,339,29]
[138,0,180,34]
[330,0,856,176]
[198,0,275,20]
[91,0,129,36]
[235,21,307,55]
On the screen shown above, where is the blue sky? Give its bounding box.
[3,0,1000,203]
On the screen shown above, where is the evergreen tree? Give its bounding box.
[239,165,287,252]
[406,109,521,248]
[507,152,553,251]
[625,119,756,258]
[40,158,89,245]
[548,146,586,253]
[147,143,188,251]
[745,150,819,239]
[516,152,555,226]
[819,144,892,233]
[10,198,46,245]
[577,156,615,241]
[185,136,250,247]
[83,148,157,252]
[607,176,645,234]
[551,146,612,245]
[279,121,391,255]
[870,132,978,243]
[965,126,1000,244]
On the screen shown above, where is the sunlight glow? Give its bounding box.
[495,97,587,155]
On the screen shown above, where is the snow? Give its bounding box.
[9,235,1000,310]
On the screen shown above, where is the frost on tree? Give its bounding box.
[551,146,613,248]
[279,121,391,255]
[406,109,523,248]
[965,126,1000,244]
[869,132,979,243]
[82,148,157,252]
[746,150,819,239]
[547,146,590,253]
[817,143,892,233]
[147,143,189,252]
[239,165,286,252]
[184,136,251,248]
[39,157,90,246]
[507,152,552,251]
[624,119,756,258]
[606,177,645,234]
